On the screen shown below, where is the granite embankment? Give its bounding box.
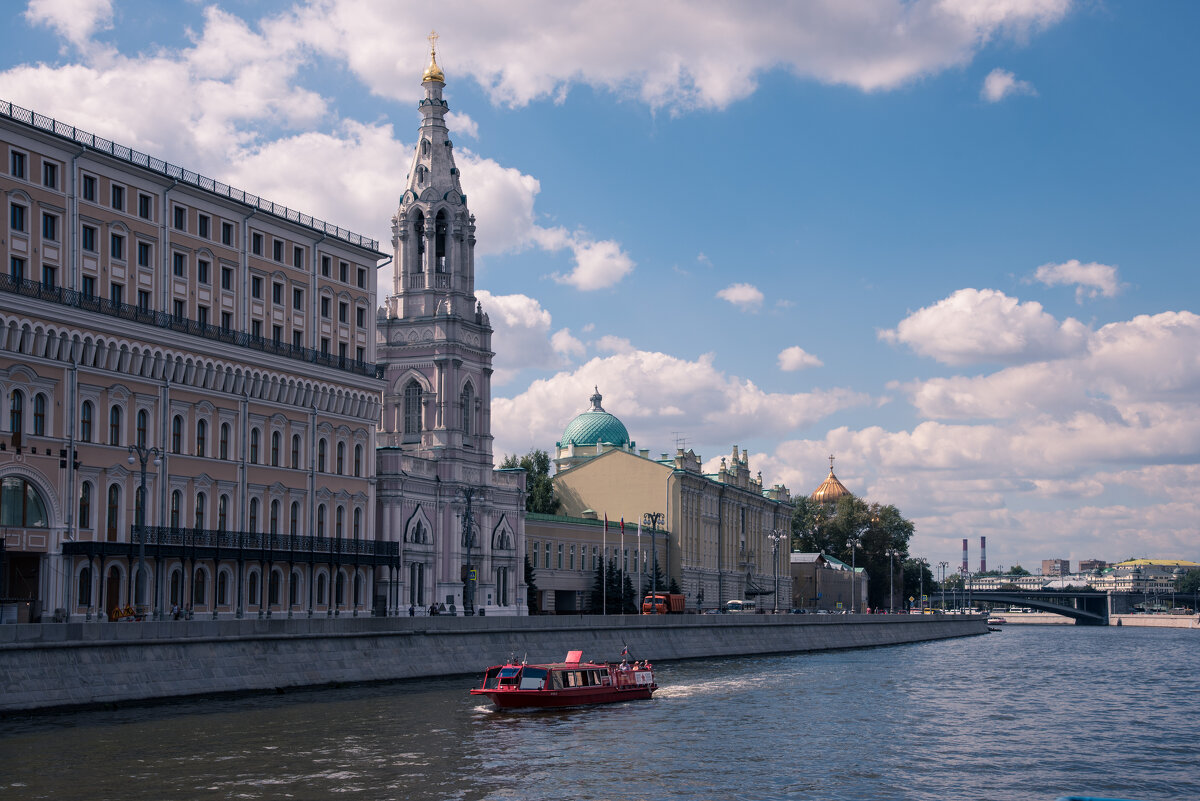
[1001,612,1199,628]
[0,613,986,713]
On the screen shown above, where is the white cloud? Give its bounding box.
[492,350,869,458]
[879,288,1089,366]
[445,111,479,139]
[778,346,823,372]
[595,335,634,354]
[24,0,112,49]
[716,283,765,313]
[551,328,586,360]
[981,67,1037,102]
[1030,259,1122,302]
[549,236,635,291]
[475,291,566,385]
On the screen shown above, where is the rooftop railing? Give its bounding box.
[1,99,381,253]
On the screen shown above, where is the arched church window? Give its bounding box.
[413,212,425,271]
[460,382,473,436]
[9,389,24,438]
[435,210,447,272]
[404,381,422,435]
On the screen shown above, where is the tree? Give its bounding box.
[500,449,560,515]
[1010,564,1032,576]
[901,558,935,608]
[590,558,625,614]
[1176,568,1200,595]
[524,555,538,613]
[791,494,916,610]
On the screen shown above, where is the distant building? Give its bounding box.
[1042,558,1070,576]
[790,552,866,612]
[1077,559,1108,573]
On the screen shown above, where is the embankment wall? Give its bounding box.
[0,614,986,713]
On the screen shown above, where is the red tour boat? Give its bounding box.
[471,649,657,708]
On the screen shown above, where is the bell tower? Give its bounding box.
[378,32,494,467]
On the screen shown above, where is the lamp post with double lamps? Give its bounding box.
[885,547,900,613]
[459,486,482,615]
[767,530,786,613]
[127,444,162,618]
[642,511,664,602]
[938,561,949,610]
[917,557,929,613]
[845,534,862,613]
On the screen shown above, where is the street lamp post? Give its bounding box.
[642,511,664,603]
[917,557,928,613]
[460,486,482,616]
[938,561,949,610]
[885,547,900,613]
[767,530,785,613]
[127,444,162,619]
[846,534,862,613]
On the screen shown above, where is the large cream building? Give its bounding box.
[0,100,387,622]
[545,389,793,612]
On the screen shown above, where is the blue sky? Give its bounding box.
[5,0,1199,571]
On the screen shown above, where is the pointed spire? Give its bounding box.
[589,386,604,412]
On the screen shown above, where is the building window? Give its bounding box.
[111,184,124,211]
[82,225,96,251]
[10,203,25,232]
[137,290,151,311]
[293,246,303,268]
[170,490,181,528]
[336,506,344,538]
[289,502,299,536]
[272,282,282,304]
[138,194,152,219]
[251,320,262,338]
[293,287,303,310]
[339,261,348,283]
[108,405,122,446]
[251,276,262,299]
[251,232,262,255]
[404,382,422,434]
[198,260,209,285]
[42,161,57,189]
[137,242,152,267]
[195,492,206,530]
[10,151,25,178]
[221,266,233,290]
[272,324,281,344]
[80,401,93,442]
[41,265,56,289]
[33,393,46,436]
[336,441,345,474]
[291,434,300,469]
[196,419,207,457]
[249,498,258,533]
[110,282,124,306]
[110,233,125,261]
[356,306,366,327]
[198,214,210,239]
[82,174,96,201]
[42,213,58,241]
[338,302,348,324]
[353,508,361,539]
[318,439,327,472]
[272,239,283,262]
[221,311,232,331]
[9,390,23,438]
[320,337,329,354]
[271,431,280,466]
[136,409,148,447]
[79,482,92,529]
[7,256,22,282]
[270,500,279,535]
[171,415,183,453]
[321,255,330,276]
[173,252,186,277]
[219,423,230,460]
[320,297,330,318]
[218,494,228,532]
[461,383,473,436]
[353,444,362,477]
[81,275,95,296]
[292,330,302,350]
[173,299,186,319]
[221,221,233,246]
[317,504,326,537]
[173,206,186,231]
[249,428,260,464]
[357,267,366,289]
[106,484,120,541]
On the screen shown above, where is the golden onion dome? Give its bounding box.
[811,456,852,503]
[423,30,445,82]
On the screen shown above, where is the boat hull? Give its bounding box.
[471,685,655,709]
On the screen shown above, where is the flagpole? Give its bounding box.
[637,523,643,605]
[620,517,625,614]
[602,513,607,616]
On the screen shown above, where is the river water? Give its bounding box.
[1,625,1196,800]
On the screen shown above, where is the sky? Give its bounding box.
[4,0,1199,573]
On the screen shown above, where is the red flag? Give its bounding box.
[620,517,625,533]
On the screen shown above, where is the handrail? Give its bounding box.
[132,525,399,557]
[1,99,381,253]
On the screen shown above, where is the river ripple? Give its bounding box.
[1,625,1196,800]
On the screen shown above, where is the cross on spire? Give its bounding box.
[428,30,439,57]
[828,454,836,473]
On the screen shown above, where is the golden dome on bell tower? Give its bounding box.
[811,454,853,503]
[422,30,445,83]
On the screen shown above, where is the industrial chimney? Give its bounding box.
[980,536,987,573]
[962,539,968,575]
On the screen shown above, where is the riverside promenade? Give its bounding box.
[0,613,985,713]
[1002,612,1200,628]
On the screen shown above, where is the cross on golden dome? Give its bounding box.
[423,30,445,82]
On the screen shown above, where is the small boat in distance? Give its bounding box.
[471,649,657,709]
[988,616,1007,625]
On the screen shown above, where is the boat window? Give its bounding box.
[518,667,547,691]
[549,671,563,690]
[483,668,501,690]
[498,667,521,687]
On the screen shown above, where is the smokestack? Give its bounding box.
[980,536,987,573]
[962,539,968,574]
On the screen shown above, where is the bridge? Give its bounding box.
[934,589,1109,625]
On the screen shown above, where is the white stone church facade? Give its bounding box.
[373,46,526,616]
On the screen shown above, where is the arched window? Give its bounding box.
[194,492,206,530]
[78,566,92,608]
[353,507,361,540]
[9,389,24,436]
[317,573,327,605]
[434,210,447,271]
[80,400,93,442]
[248,571,260,605]
[291,434,300,469]
[136,408,147,448]
[218,494,228,533]
[460,382,473,436]
[170,490,181,528]
[217,571,229,606]
[289,571,300,606]
[336,505,344,539]
[318,438,326,472]
[403,381,421,434]
[33,393,46,436]
[109,405,122,446]
[336,441,345,474]
[413,211,425,271]
[170,570,182,605]
[106,484,120,541]
[271,431,280,466]
[354,444,362,477]
[289,501,299,536]
[268,571,280,606]
[193,569,207,606]
[248,498,258,533]
[196,419,207,457]
[335,572,345,606]
[0,476,49,527]
[78,481,92,529]
[249,428,259,464]
[317,504,326,537]
[219,423,230,460]
[353,573,362,607]
[171,415,183,454]
[269,499,279,535]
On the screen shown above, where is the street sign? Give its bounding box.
[836,601,843,609]
[909,596,914,602]
[469,569,477,581]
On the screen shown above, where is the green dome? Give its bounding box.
[559,388,630,448]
